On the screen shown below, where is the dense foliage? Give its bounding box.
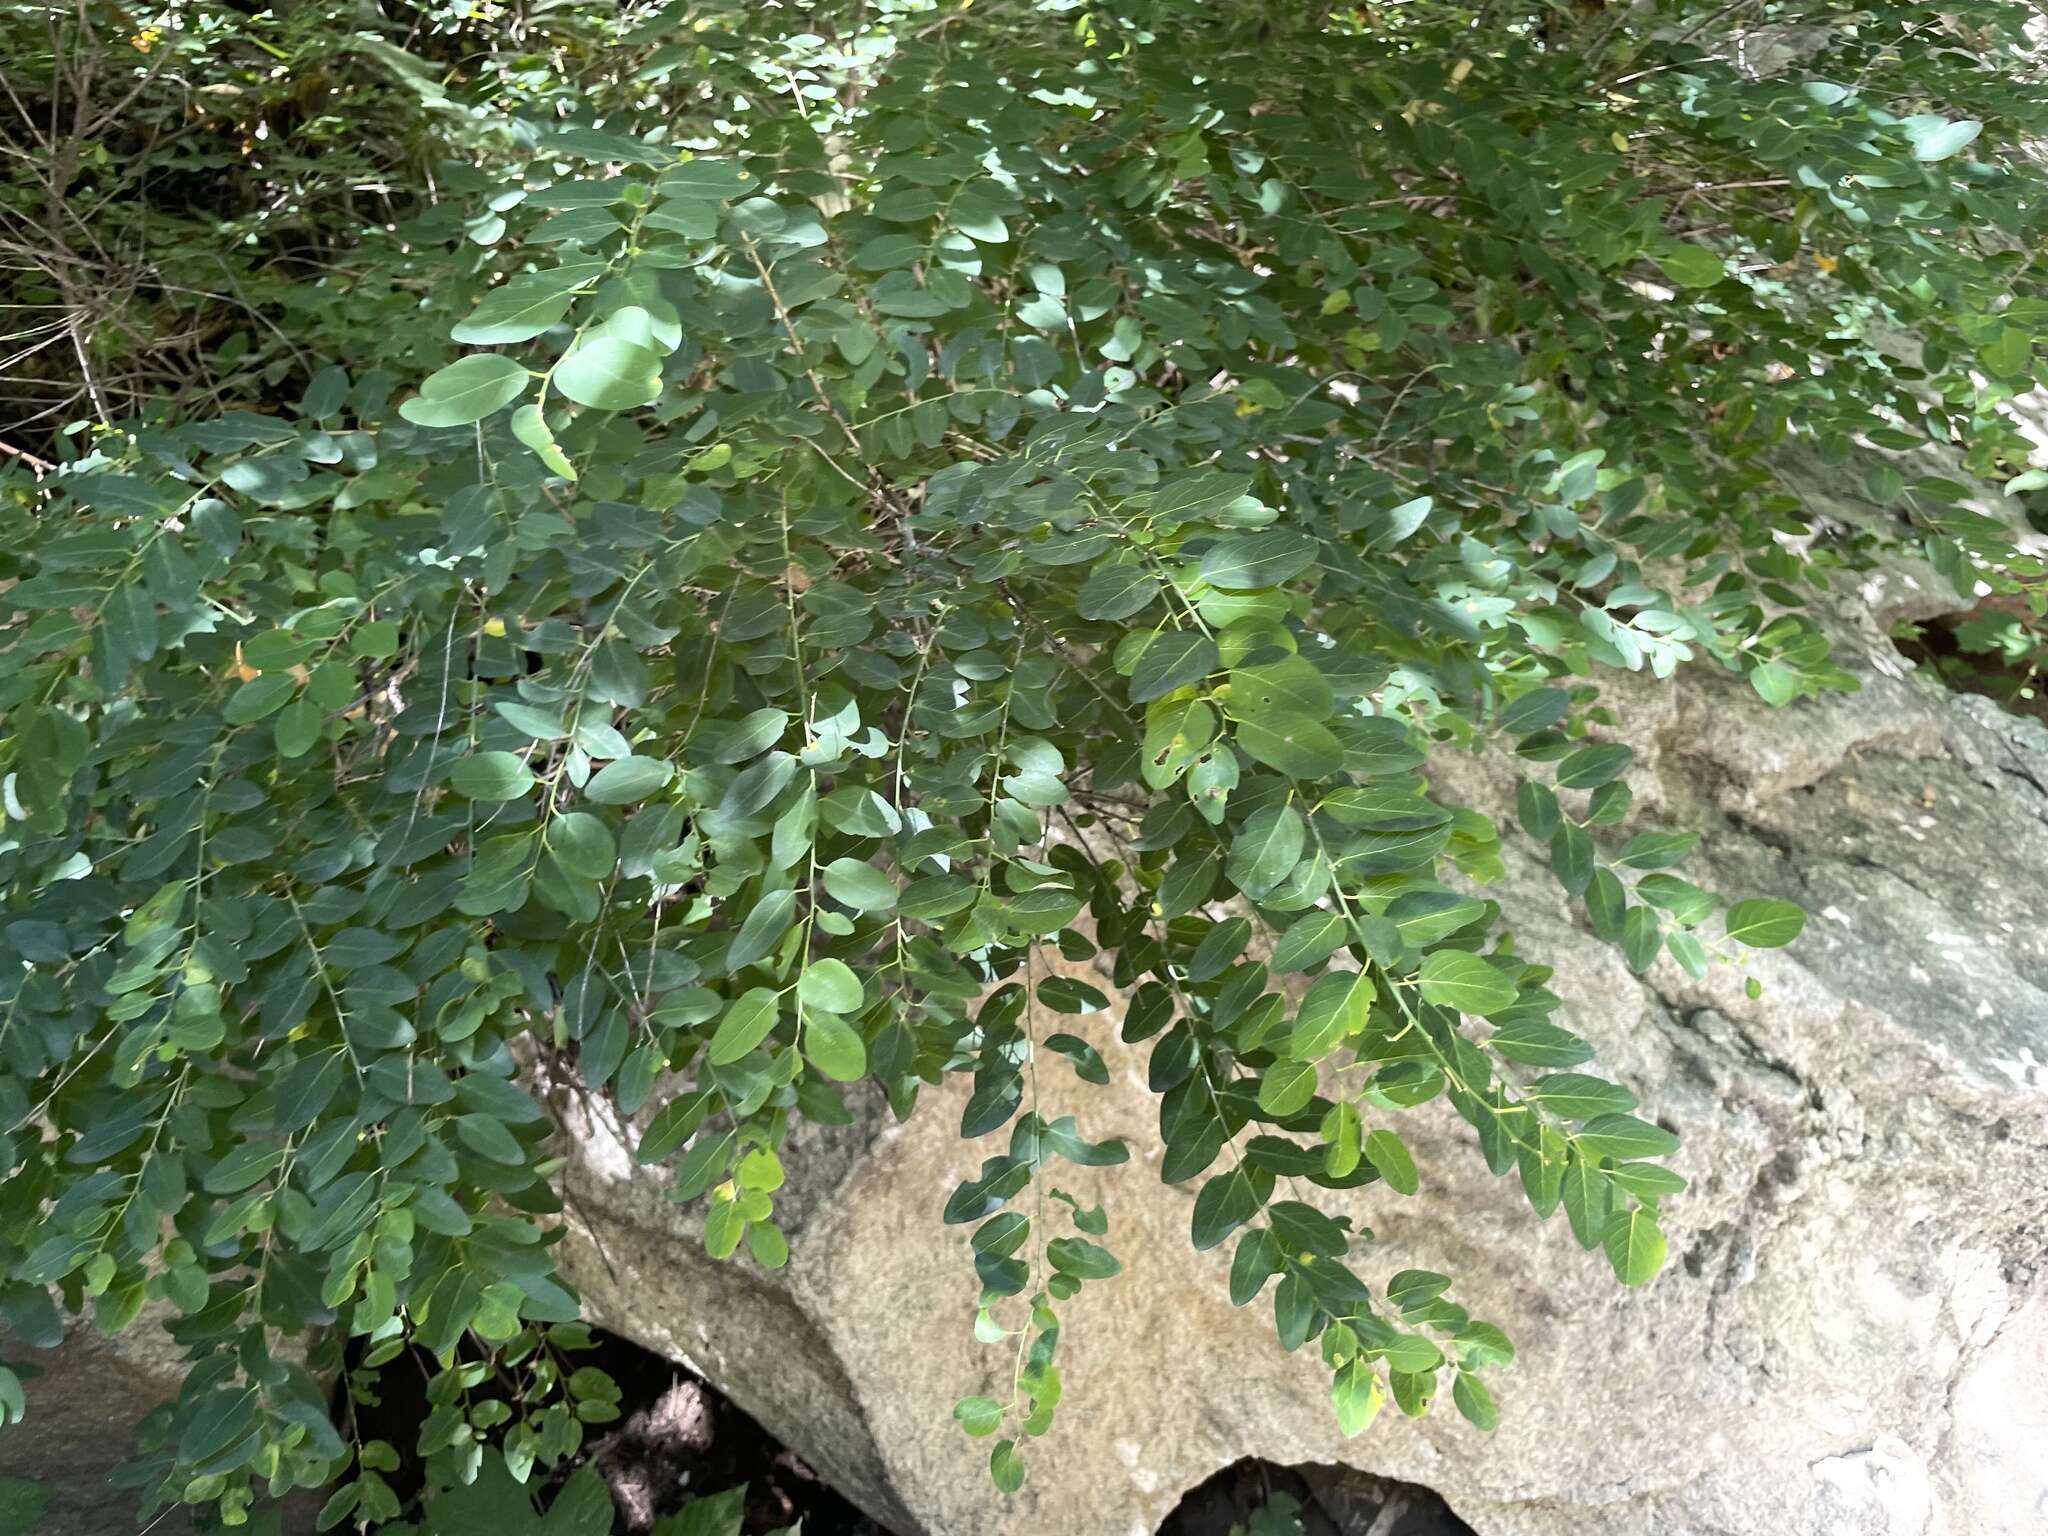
[3,0,2045,1528]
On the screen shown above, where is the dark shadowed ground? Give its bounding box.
[348,1325,1478,1535]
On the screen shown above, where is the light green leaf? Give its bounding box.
[1981,326,2032,379]
[1526,1073,1638,1121]
[1452,1370,1498,1431]
[1655,243,1725,289]
[1046,1236,1121,1280]
[1271,910,1348,974]
[452,751,536,801]
[1372,496,1434,547]
[728,888,797,970]
[1365,1127,1419,1195]
[1234,715,1342,779]
[1601,1206,1667,1286]
[223,673,295,725]
[1415,951,1518,1017]
[272,696,322,758]
[953,1396,1003,1438]
[802,1012,867,1081]
[585,756,673,803]
[1554,742,1631,790]
[1288,968,1371,1060]
[553,337,663,410]
[496,701,569,740]
[1576,1114,1681,1160]
[512,403,577,479]
[822,857,896,912]
[1257,1058,1318,1117]
[657,158,756,199]
[399,354,530,426]
[452,284,574,345]
[707,988,781,1065]
[1332,1359,1385,1437]
[1724,898,1805,948]
[1905,115,1981,162]
[798,958,864,1013]
[989,1439,1025,1494]
[1076,561,1158,621]
[1200,530,1318,590]
[548,811,617,880]
[1745,659,1797,706]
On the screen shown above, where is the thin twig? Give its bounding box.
[0,439,55,476]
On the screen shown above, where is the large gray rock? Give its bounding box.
[0,1319,190,1535]
[1,1317,322,1534]
[550,610,2048,1536]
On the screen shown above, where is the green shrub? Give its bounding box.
[2,1,2043,1526]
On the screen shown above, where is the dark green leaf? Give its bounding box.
[1130,631,1218,704]
[1200,530,1318,590]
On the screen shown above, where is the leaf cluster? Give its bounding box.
[2,0,2043,1526]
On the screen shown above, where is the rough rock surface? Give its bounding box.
[2,1314,328,1534]
[0,1318,194,1535]
[551,607,2048,1536]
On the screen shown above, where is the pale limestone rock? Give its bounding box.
[552,625,2048,1535]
